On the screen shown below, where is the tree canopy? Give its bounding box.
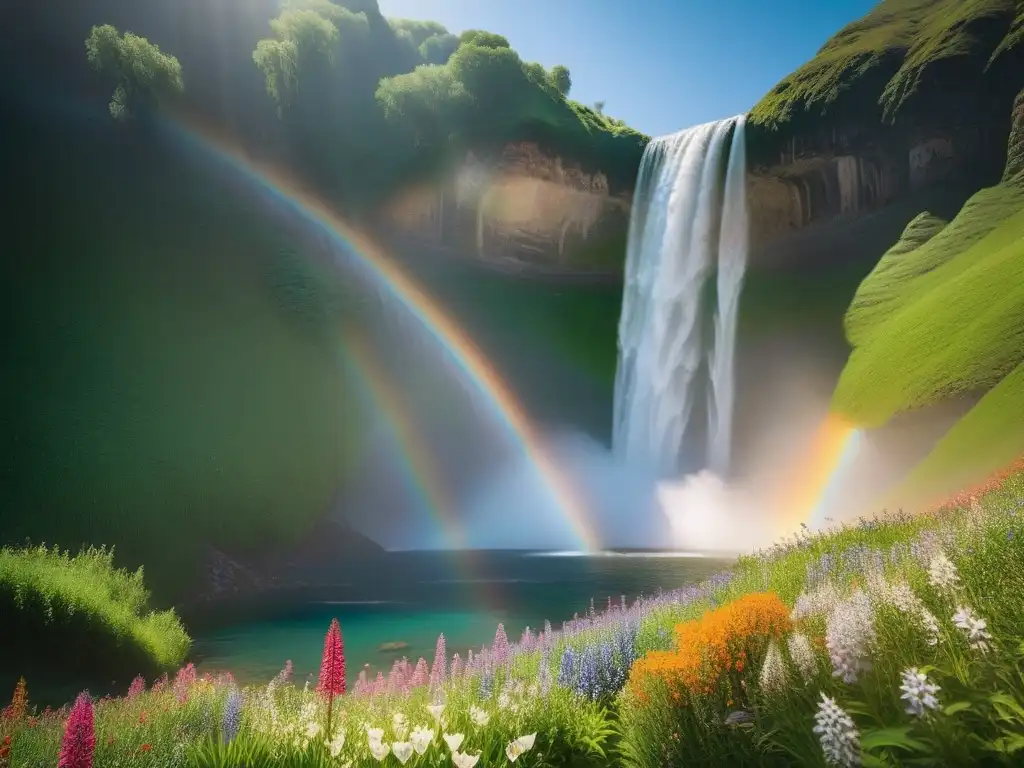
[85,25,183,120]
[84,0,647,209]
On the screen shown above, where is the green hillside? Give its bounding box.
[750,0,1023,131]
[832,87,1024,501]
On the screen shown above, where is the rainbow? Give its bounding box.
[343,333,464,548]
[782,414,862,534]
[167,117,601,552]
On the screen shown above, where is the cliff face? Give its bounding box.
[379,143,631,272]
[746,0,1023,258]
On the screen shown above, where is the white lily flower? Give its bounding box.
[505,733,537,762]
[452,750,481,768]
[410,725,434,755]
[443,732,465,752]
[468,706,490,727]
[369,739,390,761]
[366,727,385,744]
[392,741,414,764]
[427,703,446,721]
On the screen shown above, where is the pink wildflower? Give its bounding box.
[126,676,145,699]
[58,692,95,768]
[431,634,447,686]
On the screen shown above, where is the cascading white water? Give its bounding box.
[613,115,749,478]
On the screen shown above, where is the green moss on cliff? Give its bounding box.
[750,0,1022,131]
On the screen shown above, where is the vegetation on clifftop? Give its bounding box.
[248,0,647,210]
[749,0,1024,155]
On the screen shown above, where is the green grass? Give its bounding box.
[831,181,1024,427]
[0,545,190,686]
[750,0,1022,131]
[4,467,1023,767]
[888,363,1024,505]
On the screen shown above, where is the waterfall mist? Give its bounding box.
[614,116,749,478]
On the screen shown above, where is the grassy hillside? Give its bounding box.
[750,0,1023,131]
[890,363,1024,505]
[1,102,368,598]
[832,87,1024,502]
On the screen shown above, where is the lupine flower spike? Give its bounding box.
[58,692,96,768]
[317,618,346,737]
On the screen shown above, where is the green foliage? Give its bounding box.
[550,65,572,96]
[247,1,646,207]
[418,32,460,66]
[458,29,511,50]
[750,0,1022,131]
[374,64,469,146]
[84,25,184,120]
[0,545,190,673]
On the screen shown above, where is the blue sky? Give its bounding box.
[377,0,879,138]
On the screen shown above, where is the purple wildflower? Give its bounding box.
[557,646,576,689]
[492,624,509,667]
[222,689,243,743]
[431,634,447,686]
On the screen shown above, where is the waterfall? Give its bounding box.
[613,115,749,478]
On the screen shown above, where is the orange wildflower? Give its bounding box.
[627,592,791,703]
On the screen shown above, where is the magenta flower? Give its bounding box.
[411,657,428,688]
[58,692,95,768]
[126,676,145,699]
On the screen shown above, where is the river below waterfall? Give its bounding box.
[191,550,733,688]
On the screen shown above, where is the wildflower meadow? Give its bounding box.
[2,463,1023,767]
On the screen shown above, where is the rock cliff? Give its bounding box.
[378,143,632,272]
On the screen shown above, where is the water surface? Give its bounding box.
[192,550,732,687]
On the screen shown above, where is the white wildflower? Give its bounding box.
[953,606,992,652]
[826,589,875,684]
[758,641,788,697]
[452,750,481,768]
[328,733,346,757]
[368,739,390,762]
[899,667,941,717]
[443,733,465,752]
[788,632,818,683]
[468,706,490,727]
[920,609,941,646]
[813,692,861,767]
[305,721,321,740]
[928,552,960,592]
[410,726,434,755]
[792,582,842,621]
[867,577,941,646]
[505,733,537,763]
[426,704,446,722]
[391,742,413,764]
